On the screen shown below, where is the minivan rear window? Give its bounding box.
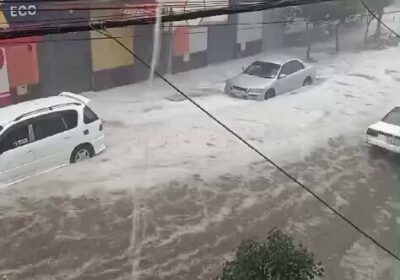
[83,106,99,124]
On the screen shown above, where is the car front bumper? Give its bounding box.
[366,135,400,154]
[225,87,263,100]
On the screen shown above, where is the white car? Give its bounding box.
[0,92,105,185]
[225,58,316,100]
[366,106,400,153]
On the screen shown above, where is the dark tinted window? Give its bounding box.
[84,106,99,124]
[244,61,280,79]
[382,107,400,126]
[62,110,78,130]
[32,112,67,141]
[0,123,29,153]
[291,60,304,72]
[280,61,304,76]
[280,62,292,75]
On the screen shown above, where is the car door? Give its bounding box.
[60,109,80,152]
[289,60,306,89]
[28,111,71,171]
[276,62,295,94]
[0,121,35,183]
[82,105,103,142]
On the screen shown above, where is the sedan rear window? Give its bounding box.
[382,107,400,126]
[244,61,280,79]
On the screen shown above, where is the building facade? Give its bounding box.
[0,0,285,106]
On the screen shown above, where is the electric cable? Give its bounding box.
[90,25,400,261]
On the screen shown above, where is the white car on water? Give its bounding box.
[366,106,400,153]
[225,58,316,100]
[0,92,105,185]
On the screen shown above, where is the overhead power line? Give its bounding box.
[90,18,400,261]
[360,0,400,38]
[5,8,400,34]
[2,8,400,45]
[0,0,340,39]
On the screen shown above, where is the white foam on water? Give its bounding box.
[149,4,162,84]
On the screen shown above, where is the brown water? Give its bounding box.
[1,139,399,280]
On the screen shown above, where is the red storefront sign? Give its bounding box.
[0,36,41,88]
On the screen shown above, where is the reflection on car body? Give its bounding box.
[0,92,106,185]
[225,58,317,100]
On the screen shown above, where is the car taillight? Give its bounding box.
[366,128,378,137]
[99,123,103,131]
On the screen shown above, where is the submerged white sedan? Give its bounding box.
[366,106,400,153]
[225,58,316,100]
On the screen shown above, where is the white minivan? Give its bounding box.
[0,92,105,185]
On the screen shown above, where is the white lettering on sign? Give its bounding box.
[9,5,37,17]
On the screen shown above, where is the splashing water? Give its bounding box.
[149,4,162,84]
[130,202,141,280]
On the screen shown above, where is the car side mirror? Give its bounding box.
[279,73,287,79]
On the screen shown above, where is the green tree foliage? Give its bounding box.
[215,228,324,280]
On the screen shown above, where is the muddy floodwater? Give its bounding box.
[1,140,400,280]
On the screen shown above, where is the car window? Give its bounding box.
[0,123,30,153]
[31,112,67,141]
[84,106,99,124]
[280,62,292,76]
[291,60,305,72]
[382,107,400,126]
[280,61,304,76]
[62,110,78,130]
[243,61,280,79]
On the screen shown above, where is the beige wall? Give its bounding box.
[90,10,134,71]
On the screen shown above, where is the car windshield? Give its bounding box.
[243,61,280,79]
[382,107,400,126]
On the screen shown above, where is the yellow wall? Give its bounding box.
[91,10,134,71]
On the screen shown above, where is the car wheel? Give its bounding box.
[71,144,94,163]
[264,89,276,100]
[303,77,313,86]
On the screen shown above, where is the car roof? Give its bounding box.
[257,57,302,66]
[0,94,82,128]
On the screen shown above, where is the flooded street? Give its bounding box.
[1,0,400,279]
[1,137,399,280]
[1,43,400,280]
